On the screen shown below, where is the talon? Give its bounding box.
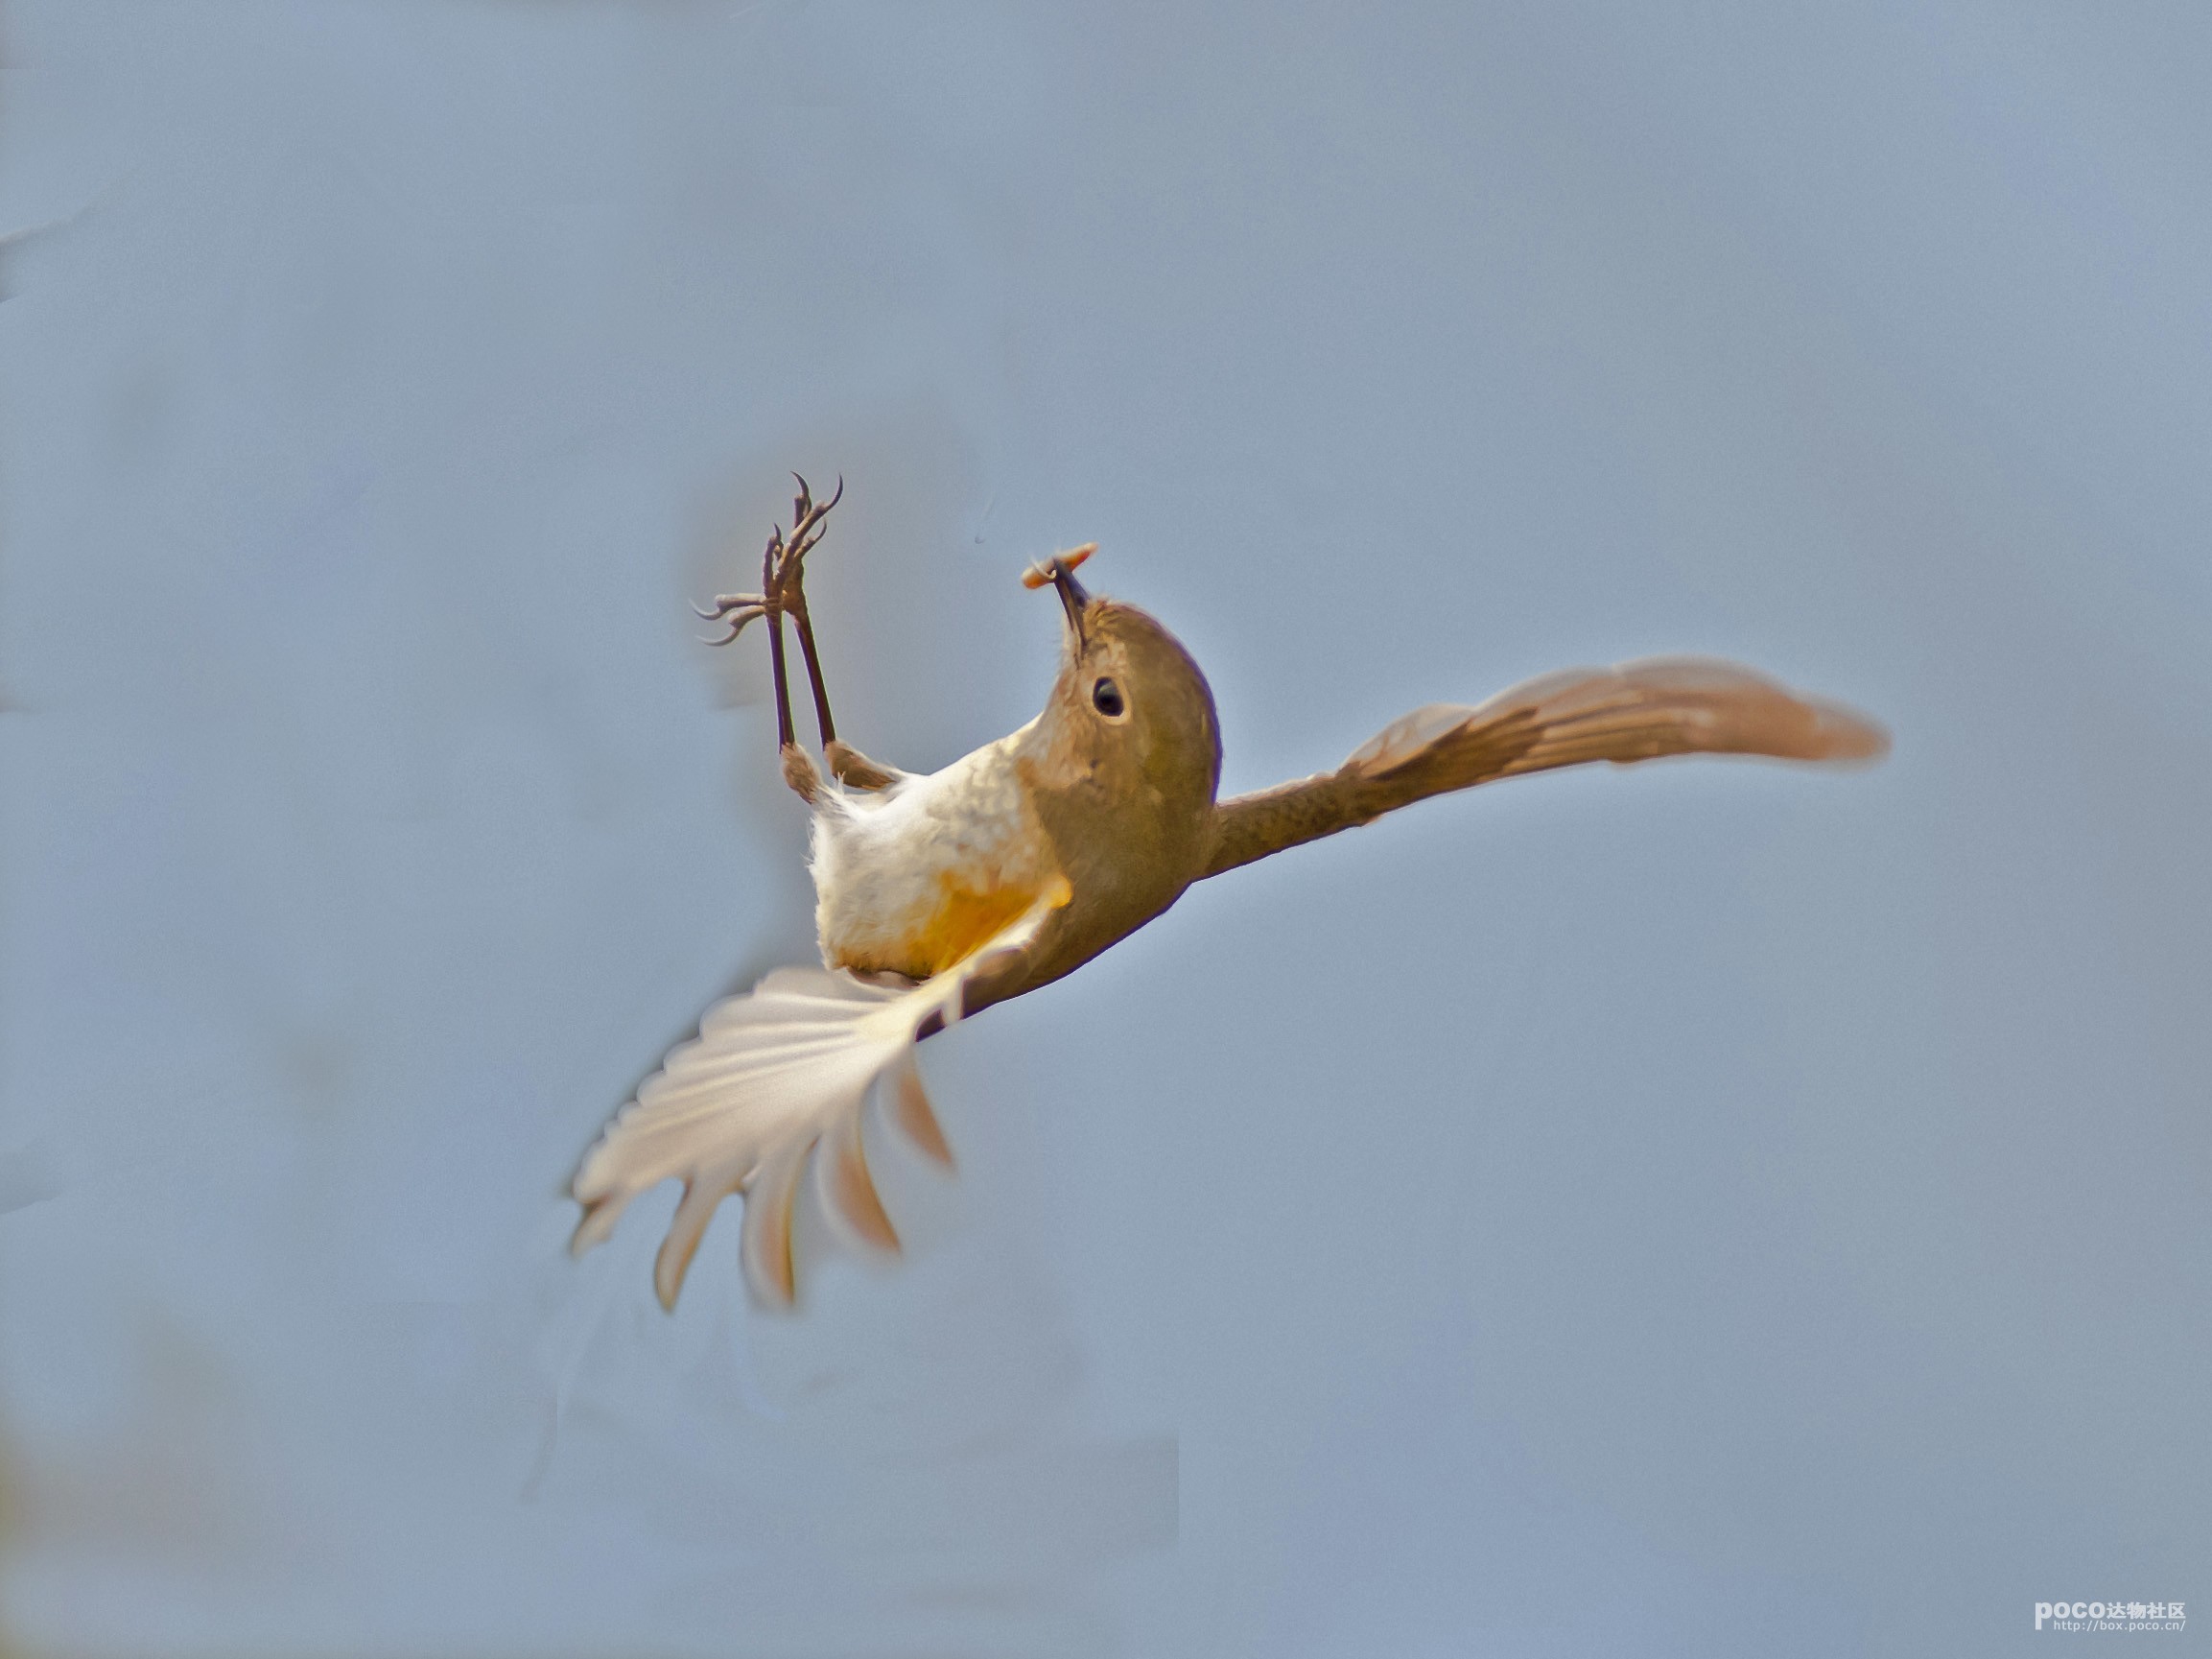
[765,475,845,597]
[694,592,764,620]
[700,605,765,646]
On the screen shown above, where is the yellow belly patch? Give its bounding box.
[908,875,1052,979]
[832,871,1070,981]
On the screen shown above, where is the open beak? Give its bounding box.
[1021,542,1096,650]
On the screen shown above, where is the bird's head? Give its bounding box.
[1019,545,1222,849]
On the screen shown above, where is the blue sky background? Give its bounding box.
[4,4,2209,1655]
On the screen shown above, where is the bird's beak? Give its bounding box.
[1021,543,1096,651]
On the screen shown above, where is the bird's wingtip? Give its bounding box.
[1808,700,1892,764]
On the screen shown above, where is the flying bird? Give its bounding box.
[571,480,1887,1309]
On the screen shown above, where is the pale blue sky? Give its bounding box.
[4,4,2208,1655]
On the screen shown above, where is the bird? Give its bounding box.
[570,478,1888,1310]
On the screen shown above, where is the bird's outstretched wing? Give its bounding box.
[1202,656,1887,879]
[570,896,1061,1310]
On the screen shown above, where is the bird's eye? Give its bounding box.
[1092,676,1126,719]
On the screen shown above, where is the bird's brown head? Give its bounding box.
[1016,546,1223,929]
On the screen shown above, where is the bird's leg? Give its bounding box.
[696,476,896,799]
[785,585,879,786]
[763,590,816,802]
[770,482,897,791]
[774,480,888,791]
[768,478,841,745]
[824,741,899,792]
[694,483,828,800]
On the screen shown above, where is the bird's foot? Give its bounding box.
[696,473,844,645]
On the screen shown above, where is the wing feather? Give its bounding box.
[1204,655,1885,878]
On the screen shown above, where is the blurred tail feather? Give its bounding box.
[571,901,1057,1309]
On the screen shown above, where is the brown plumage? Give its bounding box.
[1200,656,1887,880]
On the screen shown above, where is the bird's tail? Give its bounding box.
[571,968,958,1308]
[570,898,1057,1309]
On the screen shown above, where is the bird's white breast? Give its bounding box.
[809,723,1061,980]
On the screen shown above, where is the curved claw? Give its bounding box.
[693,591,765,620]
[767,490,842,597]
[788,472,844,510]
[699,605,766,646]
